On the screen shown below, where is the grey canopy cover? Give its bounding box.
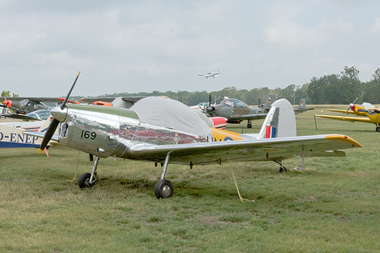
[130,97,212,139]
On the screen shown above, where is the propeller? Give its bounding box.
[345,97,358,114]
[208,93,211,108]
[38,71,81,154]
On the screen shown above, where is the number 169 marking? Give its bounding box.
[81,130,97,140]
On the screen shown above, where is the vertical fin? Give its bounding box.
[258,99,296,139]
[265,94,275,110]
[299,99,306,109]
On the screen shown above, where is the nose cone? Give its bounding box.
[4,100,11,108]
[51,106,68,122]
[209,104,224,112]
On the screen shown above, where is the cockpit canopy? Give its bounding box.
[221,99,247,108]
[25,110,51,120]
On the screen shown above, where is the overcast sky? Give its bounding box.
[1,0,379,97]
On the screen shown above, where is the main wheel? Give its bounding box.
[247,122,252,128]
[279,166,287,173]
[376,126,380,132]
[78,173,97,189]
[154,179,173,199]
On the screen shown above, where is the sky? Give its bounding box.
[1,0,379,97]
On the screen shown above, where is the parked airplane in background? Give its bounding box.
[2,110,51,121]
[199,70,221,79]
[25,72,361,199]
[80,97,145,109]
[1,96,80,114]
[203,94,313,128]
[314,100,380,132]
[296,99,314,113]
[0,116,53,148]
[1,97,56,114]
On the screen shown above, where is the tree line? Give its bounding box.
[3,66,379,106]
[101,66,380,105]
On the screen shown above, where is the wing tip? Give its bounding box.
[325,134,362,147]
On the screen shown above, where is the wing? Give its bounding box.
[327,109,357,114]
[23,131,59,142]
[2,114,41,121]
[1,97,61,102]
[314,114,374,124]
[123,134,361,165]
[80,97,144,103]
[229,114,267,120]
[294,107,314,113]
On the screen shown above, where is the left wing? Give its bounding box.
[314,114,374,124]
[1,97,62,103]
[123,134,361,165]
[294,107,314,113]
[1,114,41,121]
[327,109,357,114]
[80,96,145,103]
[23,130,59,142]
[229,114,267,120]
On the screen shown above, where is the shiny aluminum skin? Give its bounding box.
[56,105,208,159]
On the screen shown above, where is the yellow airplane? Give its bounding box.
[315,100,380,132]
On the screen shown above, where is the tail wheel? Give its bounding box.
[154,179,173,199]
[279,166,288,173]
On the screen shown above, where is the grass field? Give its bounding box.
[1,106,379,252]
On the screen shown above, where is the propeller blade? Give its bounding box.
[39,71,81,154]
[61,71,81,109]
[38,118,59,154]
[208,93,211,107]
[346,97,358,114]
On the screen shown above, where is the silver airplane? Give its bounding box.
[25,72,361,199]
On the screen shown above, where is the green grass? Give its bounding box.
[1,107,380,252]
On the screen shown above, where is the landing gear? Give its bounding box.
[154,179,173,198]
[279,166,288,173]
[376,126,380,132]
[247,120,252,128]
[78,172,98,188]
[155,151,174,199]
[274,160,288,173]
[78,155,100,189]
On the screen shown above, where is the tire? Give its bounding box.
[154,179,173,199]
[78,173,93,189]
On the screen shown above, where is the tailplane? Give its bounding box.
[258,99,296,139]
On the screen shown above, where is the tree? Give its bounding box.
[339,66,361,104]
[1,90,19,97]
[362,68,380,103]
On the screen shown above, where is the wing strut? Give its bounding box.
[155,151,174,199]
[160,151,172,180]
[300,142,305,171]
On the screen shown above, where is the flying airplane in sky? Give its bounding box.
[199,70,221,79]
[314,100,380,132]
[25,72,361,199]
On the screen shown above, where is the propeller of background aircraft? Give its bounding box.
[38,71,81,153]
[346,97,358,113]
